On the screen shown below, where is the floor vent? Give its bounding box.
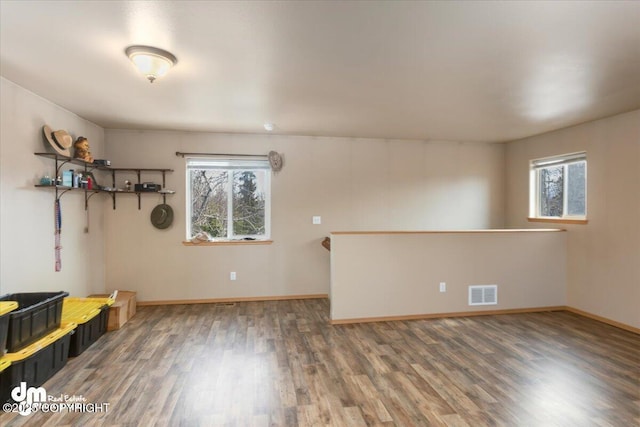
[216,302,236,307]
[468,285,498,306]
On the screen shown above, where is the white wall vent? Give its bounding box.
[468,285,498,306]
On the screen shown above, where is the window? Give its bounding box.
[187,158,271,240]
[530,152,586,222]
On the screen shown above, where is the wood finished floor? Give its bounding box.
[2,299,638,426]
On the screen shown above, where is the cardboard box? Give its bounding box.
[120,291,136,317]
[106,301,127,331]
[88,291,136,331]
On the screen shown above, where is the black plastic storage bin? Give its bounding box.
[69,305,109,357]
[0,301,19,354]
[0,323,75,403]
[0,292,68,353]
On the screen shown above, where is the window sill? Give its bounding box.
[182,240,273,246]
[528,217,588,225]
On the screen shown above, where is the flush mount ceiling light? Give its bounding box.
[125,45,177,83]
[264,123,275,131]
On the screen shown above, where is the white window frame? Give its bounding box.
[186,157,271,241]
[529,152,587,221]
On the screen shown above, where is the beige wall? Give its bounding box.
[0,77,106,296]
[104,130,505,301]
[2,78,636,329]
[330,230,567,321]
[505,110,640,329]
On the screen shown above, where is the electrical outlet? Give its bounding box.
[230,272,237,281]
[312,216,321,225]
[439,282,446,292]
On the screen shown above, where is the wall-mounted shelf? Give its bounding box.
[103,167,173,209]
[34,153,174,210]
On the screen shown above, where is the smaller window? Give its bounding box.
[530,152,586,221]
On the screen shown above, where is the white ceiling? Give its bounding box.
[1,1,639,142]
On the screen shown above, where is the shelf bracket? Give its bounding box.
[162,171,167,204]
[111,170,117,209]
[55,159,72,177]
[56,188,72,201]
[137,171,142,210]
[85,190,100,210]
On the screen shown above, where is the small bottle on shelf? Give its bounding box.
[62,170,72,187]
